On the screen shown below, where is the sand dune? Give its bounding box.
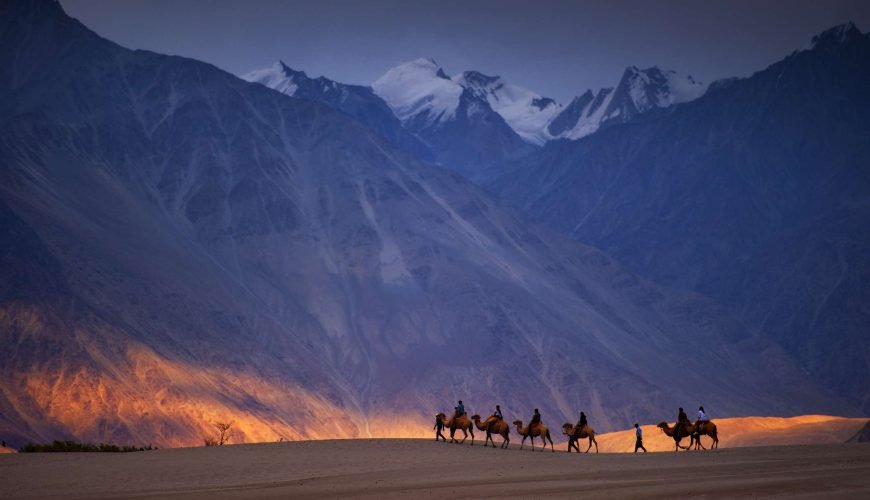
[2,439,869,499]
[586,415,869,453]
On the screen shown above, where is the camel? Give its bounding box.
[690,420,719,450]
[561,423,599,453]
[437,412,475,445]
[656,421,719,451]
[471,414,510,449]
[512,420,554,452]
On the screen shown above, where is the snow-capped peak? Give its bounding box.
[552,66,706,141]
[372,58,463,123]
[242,60,305,96]
[620,66,706,112]
[453,70,562,145]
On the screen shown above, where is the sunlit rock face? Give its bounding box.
[489,23,870,414]
[0,1,857,448]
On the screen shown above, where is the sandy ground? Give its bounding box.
[1,439,869,499]
[585,415,869,453]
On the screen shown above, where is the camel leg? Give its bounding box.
[470,428,474,446]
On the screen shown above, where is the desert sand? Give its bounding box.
[2,437,869,499]
[585,415,869,452]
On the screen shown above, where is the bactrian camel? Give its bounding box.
[561,423,599,453]
[471,414,510,449]
[657,421,719,451]
[437,412,475,445]
[512,420,554,452]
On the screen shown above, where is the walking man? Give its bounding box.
[434,413,446,442]
[634,423,647,453]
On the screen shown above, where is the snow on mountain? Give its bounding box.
[490,22,870,413]
[454,71,562,145]
[372,58,463,124]
[552,66,707,140]
[243,60,434,162]
[243,61,303,96]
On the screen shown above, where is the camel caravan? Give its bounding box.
[435,402,719,453]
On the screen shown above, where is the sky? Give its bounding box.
[61,0,870,103]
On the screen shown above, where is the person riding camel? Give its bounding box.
[529,408,542,432]
[487,404,503,433]
[449,400,465,425]
[674,407,690,440]
[577,411,588,432]
[695,406,710,434]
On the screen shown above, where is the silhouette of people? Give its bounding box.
[675,407,689,440]
[634,423,647,453]
[434,414,446,442]
[529,408,541,431]
[488,404,503,433]
[577,411,588,431]
[695,405,710,435]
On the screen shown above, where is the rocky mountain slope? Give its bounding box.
[243,61,433,163]
[490,23,870,413]
[0,0,857,448]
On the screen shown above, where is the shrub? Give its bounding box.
[19,440,155,453]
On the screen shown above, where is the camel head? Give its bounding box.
[512,420,523,426]
[656,422,669,431]
[470,414,481,421]
[561,423,574,435]
[436,413,446,421]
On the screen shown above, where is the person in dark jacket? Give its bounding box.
[577,411,588,431]
[529,408,542,431]
[487,405,503,432]
[675,407,690,440]
[434,414,446,442]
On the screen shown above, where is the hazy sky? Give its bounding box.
[61,0,870,103]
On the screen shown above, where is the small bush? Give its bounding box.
[19,440,155,453]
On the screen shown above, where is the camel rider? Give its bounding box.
[695,406,710,434]
[450,400,465,424]
[493,405,503,420]
[577,411,588,432]
[675,407,690,440]
[529,408,542,431]
[487,405,503,432]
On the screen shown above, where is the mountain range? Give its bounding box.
[245,56,705,179]
[489,22,870,413]
[0,0,861,449]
